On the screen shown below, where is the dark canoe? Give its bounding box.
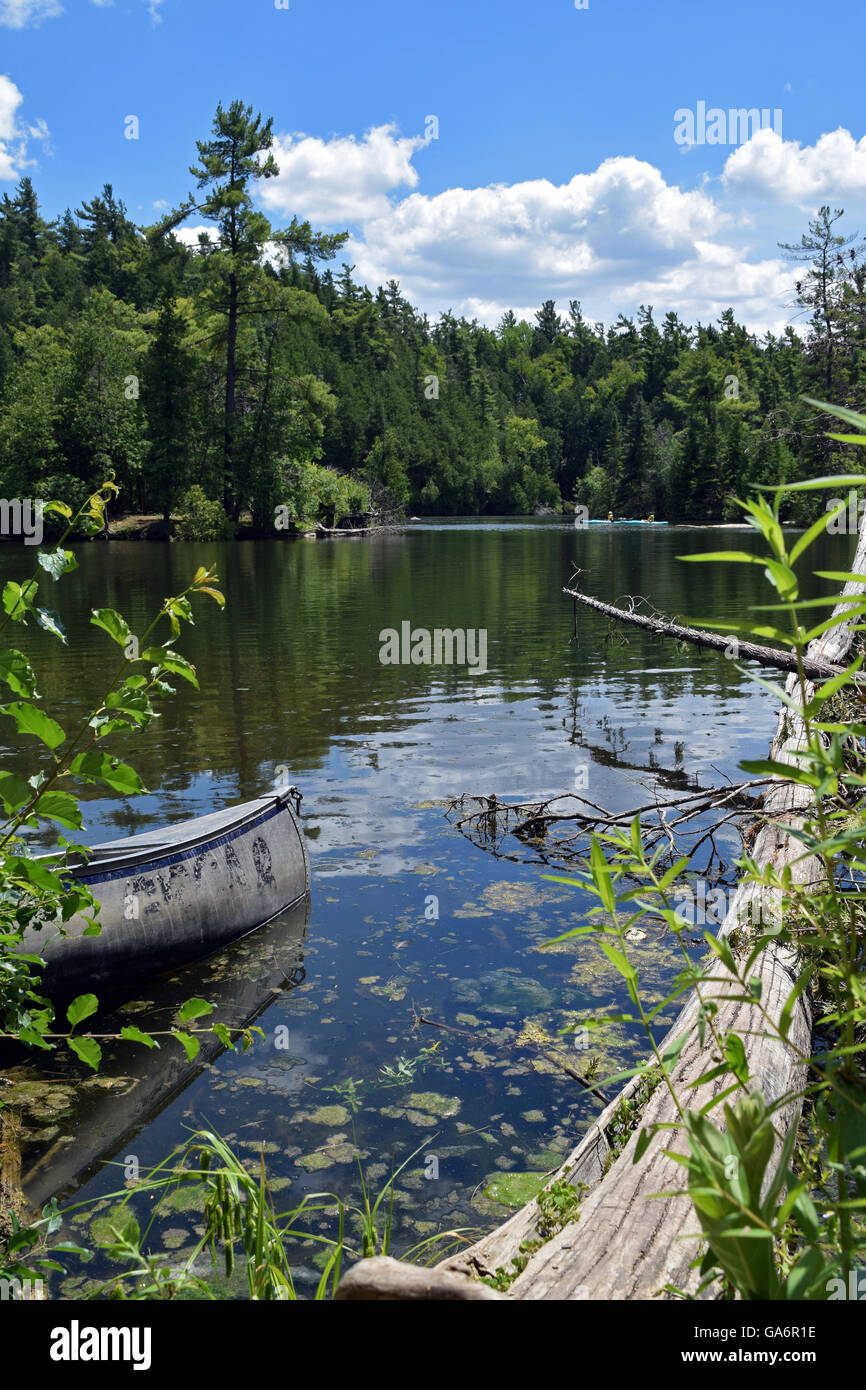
[21,789,310,994]
[19,897,310,1209]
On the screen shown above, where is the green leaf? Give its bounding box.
[790,502,847,564]
[34,608,67,643]
[633,1127,652,1162]
[0,701,65,749]
[120,1025,158,1049]
[69,752,146,794]
[141,648,199,687]
[42,500,72,521]
[67,1036,102,1071]
[0,769,32,812]
[91,608,131,647]
[172,1029,200,1062]
[679,551,767,566]
[723,1033,749,1084]
[599,939,637,988]
[177,997,213,1023]
[2,579,37,620]
[66,993,98,1029]
[0,648,37,698]
[35,790,83,830]
[213,1022,234,1049]
[37,549,76,581]
[590,836,616,914]
[761,474,866,493]
[803,397,866,432]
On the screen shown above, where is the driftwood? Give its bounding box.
[336,518,866,1301]
[563,585,864,683]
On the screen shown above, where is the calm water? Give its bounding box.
[1,518,853,1294]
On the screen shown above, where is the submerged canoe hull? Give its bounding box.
[22,791,310,993]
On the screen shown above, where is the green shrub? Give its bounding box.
[174,485,234,541]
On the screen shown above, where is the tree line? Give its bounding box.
[1,99,864,530]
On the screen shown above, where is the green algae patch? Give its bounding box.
[158,1183,208,1215]
[296,1151,333,1173]
[482,1171,548,1209]
[406,1091,461,1118]
[307,1105,350,1126]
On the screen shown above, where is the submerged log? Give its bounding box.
[336,520,866,1301]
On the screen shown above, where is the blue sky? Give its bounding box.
[1,0,865,332]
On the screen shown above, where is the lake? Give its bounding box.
[0,517,852,1294]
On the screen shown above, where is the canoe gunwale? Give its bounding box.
[37,789,304,883]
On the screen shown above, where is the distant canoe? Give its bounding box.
[584,519,668,526]
[21,790,310,994]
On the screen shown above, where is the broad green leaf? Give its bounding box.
[91,608,131,647]
[0,701,65,749]
[142,648,199,687]
[177,997,213,1023]
[68,752,146,795]
[37,549,76,581]
[2,579,38,620]
[0,648,37,698]
[120,1025,158,1049]
[172,1029,200,1062]
[67,1036,102,1071]
[67,993,98,1028]
[35,790,83,830]
[0,768,32,808]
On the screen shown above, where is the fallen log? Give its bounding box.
[336,518,866,1301]
[563,585,863,682]
[334,1255,503,1301]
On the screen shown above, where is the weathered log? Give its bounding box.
[334,1255,503,1301]
[563,585,863,683]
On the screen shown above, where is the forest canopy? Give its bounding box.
[1,101,865,529]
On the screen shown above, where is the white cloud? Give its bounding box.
[0,0,62,27]
[0,76,49,180]
[174,224,216,248]
[724,127,866,206]
[252,126,809,333]
[336,153,795,332]
[260,123,429,225]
